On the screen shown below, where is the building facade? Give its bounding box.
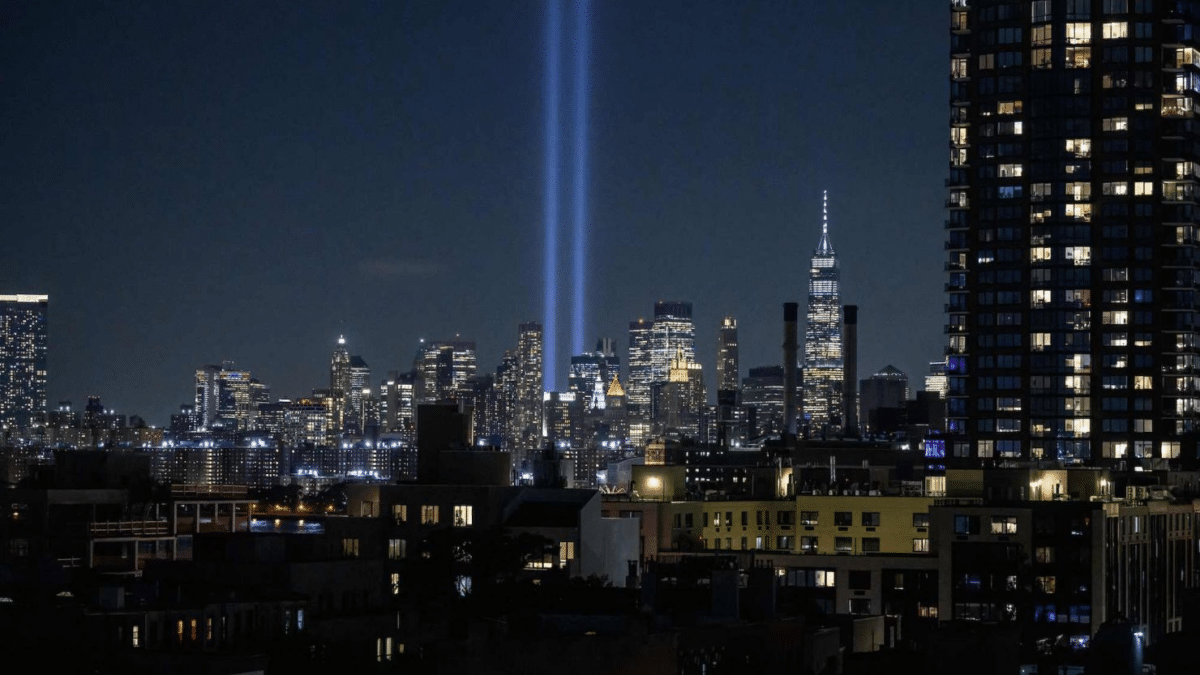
[716,316,740,394]
[0,295,48,432]
[514,322,544,469]
[804,195,844,434]
[946,0,1200,468]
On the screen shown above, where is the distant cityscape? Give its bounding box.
[6,2,1200,675]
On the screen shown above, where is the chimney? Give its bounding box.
[843,304,858,437]
[783,303,799,437]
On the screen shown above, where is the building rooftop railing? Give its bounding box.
[170,484,250,498]
[89,520,171,537]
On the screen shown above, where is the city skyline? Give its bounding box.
[2,2,947,423]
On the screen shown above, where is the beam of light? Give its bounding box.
[542,0,562,392]
[570,0,590,357]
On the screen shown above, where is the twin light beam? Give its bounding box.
[542,0,590,391]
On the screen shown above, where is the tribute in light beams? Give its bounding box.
[570,0,590,357]
[542,0,562,392]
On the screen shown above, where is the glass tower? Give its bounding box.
[804,193,844,432]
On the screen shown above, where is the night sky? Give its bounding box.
[2,1,948,425]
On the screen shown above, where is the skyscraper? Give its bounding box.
[568,338,619,409]
[716,316,740,394]
[650,300,696,383]
[330,336,351,434]
[346,355,371,434]
[0,294,47,431]
[193,362,262,432]
[803,193,844,433]
[947,0,1199,468]
[415,337,477,404]
[514,322,544,470]
[626,318,654,445]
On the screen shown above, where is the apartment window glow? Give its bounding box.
[1066,23,1092,44]
[453,505,473,527]
[420,505,439,525]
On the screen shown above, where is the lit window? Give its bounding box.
[1103,116,1129,132]
[420,505,439,525]
[131,625,140,648]
[388,538,406,560]
[453,505,473,527]
[1032,24,1053,46]
[1064,138,1091,157]
[377,636,393,662]
[913,538,930,553]
[1102,21,1128,39]
[1066,22,1092,44]
[558,541,576,569]
[342,538,360,558]
[392,504,407,522]
[990,516,1018,534]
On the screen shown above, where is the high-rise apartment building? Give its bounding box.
[716,316,740,394]
[0,294,48,431]
[804,194,844,433]
[947,0,1199,467]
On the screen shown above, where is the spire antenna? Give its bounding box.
[822,189,828,235]
[816,190,834,255]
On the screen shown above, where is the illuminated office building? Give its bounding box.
[804,193,844,433]
[330,336,351,434]
[382,371,417,442]
[716,316,740,394]
[655,347,706,438]
[650,301,696,383]
[194,363,257,432]
[946,0,1200,467]
[0,294,48,431]
[346,354,371,434]
[415,337,477,404]
[568,338,619,410]
[514,322,544,468]
[626,318,654,416]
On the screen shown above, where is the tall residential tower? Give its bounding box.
[946,0,1200,468]
[0,294,48,431]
